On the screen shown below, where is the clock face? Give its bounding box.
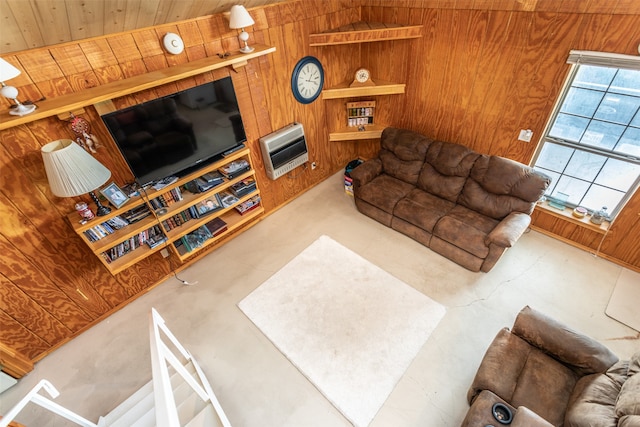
[355,68,370,83]
[291,56,324,104]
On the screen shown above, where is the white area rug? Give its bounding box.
[238,235,446,427]
[606,268,640,332]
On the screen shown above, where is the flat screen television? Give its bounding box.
[102,76,247,187]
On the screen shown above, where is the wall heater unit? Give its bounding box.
[259,122,308,180]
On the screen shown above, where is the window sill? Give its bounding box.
[534,201,610,234]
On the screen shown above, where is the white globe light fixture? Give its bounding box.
[229,5,255,53]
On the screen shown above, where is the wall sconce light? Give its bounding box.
[41,139,113,216]
[229,5,255,53]
[0,57,36,116]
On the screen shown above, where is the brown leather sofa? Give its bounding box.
[349,127,551,272]
[464,306,640,427]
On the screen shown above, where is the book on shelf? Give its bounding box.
[122,205,151,223]
[102,225,163,263]
[182,225,212,253]
[202,171,224,183]
[230,177,257,198]
[218,191,240,208]
[146,234,168,249]
[235,195,261,215]
[106,215,129,229]
[184,170,226,194]
[151,187,182,207]
[218,159,250,179]
[204,217,228,236]
[82,215,131,243]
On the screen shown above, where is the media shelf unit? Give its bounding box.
[67,148,263,274]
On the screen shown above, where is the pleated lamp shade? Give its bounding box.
[41,139,111,197]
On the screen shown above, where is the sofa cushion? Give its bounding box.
[393,188,455,233]
[417,140,479,202]
[357,174,415,215]
[433,205,499,258]
[512,306,619,376]
[467,328,533,405]
[564,360,629,427]
[511,347,579,427]
[430,237,486,271]
[616,352,640,419]
[459,155,551,219]
[379,128,431,185]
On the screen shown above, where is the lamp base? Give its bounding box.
[9,103,36,116]
[90,191,111,216]
[239,45,255,53]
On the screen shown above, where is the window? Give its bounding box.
[531,51,640,221]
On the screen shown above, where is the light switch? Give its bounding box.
[518,129,533,142]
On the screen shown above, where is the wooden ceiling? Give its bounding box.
[0,0,284,54]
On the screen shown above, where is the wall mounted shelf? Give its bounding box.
[329,124,386,141]
[309,22,423,46]
[0,44,276,131]
[314,22,420,141]
[322,80,405,99]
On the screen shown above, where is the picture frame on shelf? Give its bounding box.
[100,182,129,209]
[198,194,222,215]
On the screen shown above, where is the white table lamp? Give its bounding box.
[0,57,36,116]
[229,5,256,53]
[42,139,113,216]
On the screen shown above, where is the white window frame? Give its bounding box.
[531,50,640,221]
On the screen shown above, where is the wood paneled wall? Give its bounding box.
[356,1,640,270]
[0,0,364,364]
[1,0,639,365]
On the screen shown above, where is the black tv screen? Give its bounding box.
[102,77,247,187]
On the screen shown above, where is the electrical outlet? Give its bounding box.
[311,162,317,170]
[161,249,169,258]
[518,129,533,142]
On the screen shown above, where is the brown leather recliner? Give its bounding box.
[465,306,640,427]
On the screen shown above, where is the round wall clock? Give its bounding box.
[291,56,324,104]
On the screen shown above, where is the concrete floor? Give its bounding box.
[1,171,638,426]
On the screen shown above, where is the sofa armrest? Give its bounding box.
[349,158,382,189]
[512,406,554,427]
[485,212,531,248]
[512,306,619,375]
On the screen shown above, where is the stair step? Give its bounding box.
[107,391,155,427]
[175,385,207,424]
[169,362,209,423]
[99,380,154,425]
[101,361,204,426]
[185,405,224,427]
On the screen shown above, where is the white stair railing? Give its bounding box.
[0,379,98,427]
[149,307,232,427]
